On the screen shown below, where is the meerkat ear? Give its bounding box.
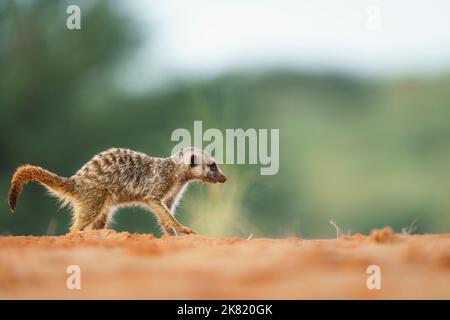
[190,154,196,167]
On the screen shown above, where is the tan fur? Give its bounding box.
[8,147,227,235]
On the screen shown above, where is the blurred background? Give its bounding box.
[1,0,450,238]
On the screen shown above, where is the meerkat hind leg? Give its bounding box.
[70,202,106,232]
[86,206,111,230]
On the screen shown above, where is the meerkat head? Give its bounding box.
[173,147,227,184]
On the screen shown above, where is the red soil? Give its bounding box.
[0,227,449,299]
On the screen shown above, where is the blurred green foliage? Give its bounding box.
[1,0,449,238]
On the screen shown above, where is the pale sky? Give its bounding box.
[119,0,450,89]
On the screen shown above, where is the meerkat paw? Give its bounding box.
[174,225,196,235]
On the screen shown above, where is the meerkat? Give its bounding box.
[8,147,227,235]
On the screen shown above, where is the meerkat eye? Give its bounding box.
[208,163,217,171]
[190,154,196,167]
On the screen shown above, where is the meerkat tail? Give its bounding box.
[8,165,74,213]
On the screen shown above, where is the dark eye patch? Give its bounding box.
[208,163,217,171]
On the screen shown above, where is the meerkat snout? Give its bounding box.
[201,162,227,184]
[175,147,227,184]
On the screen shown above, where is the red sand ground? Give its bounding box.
[0,227,449,299]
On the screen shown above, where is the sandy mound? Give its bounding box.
[0,228,449,299]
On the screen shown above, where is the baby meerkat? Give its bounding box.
[8,147,227,235]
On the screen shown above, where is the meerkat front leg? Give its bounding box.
[162,198,179,235]
[146,200,195,236]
